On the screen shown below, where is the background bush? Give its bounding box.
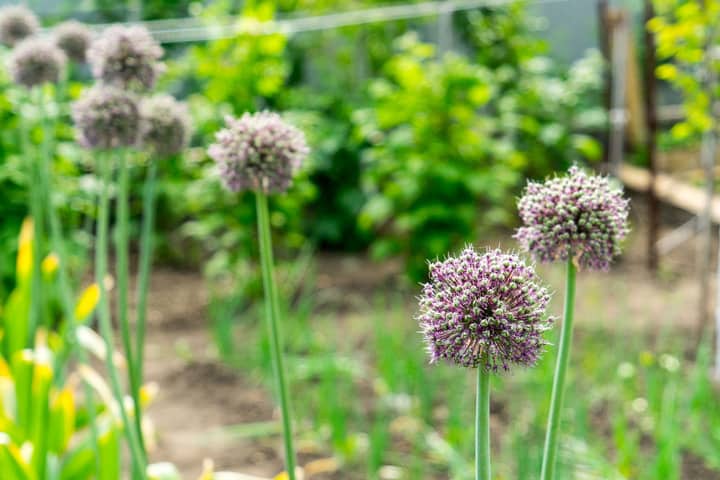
[0,0,604,286]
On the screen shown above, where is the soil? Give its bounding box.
[138,196,720,479]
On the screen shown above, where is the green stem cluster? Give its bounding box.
[540,258,577,480]
[20,82,154,478]
[100,149,159,477]
[34,89,103,479]
[255,192,297,480]
[114,150,148,466]
[95,154,148,478]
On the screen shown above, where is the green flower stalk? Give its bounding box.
[72,86,147,478]
[132,94,192,453]
[208,111,309,480]
[515,166,629,479]
[33,91,102,479]
[19,93,43,348]
[115,147,141,453]
[9,32,103,476]
[76,25,166,468]
[9,37,66,348]
[95,155,147,479]
[417,246,554,480]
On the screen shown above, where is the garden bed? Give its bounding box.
[140,205,718,478]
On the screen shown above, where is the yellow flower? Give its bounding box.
[16,218,34,281]
[74,284,100,323]
[42,253,59,276]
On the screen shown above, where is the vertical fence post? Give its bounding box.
[437,2,453,55]
[643,0,659,272]
[130,0,142,22]
[597,0,612,171]
[608,10,628,176]
[698,18,718,336]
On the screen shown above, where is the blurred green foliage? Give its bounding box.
[1,1,605,283]
[0,58,94,298]
[156,1,603,281]
[354,35,520,279]
[354,32,603,279]
[650,0,720,141]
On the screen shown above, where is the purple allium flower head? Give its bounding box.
[139,94,192,157]
[418,246,553,372]
[87,25,164,91]
[514,166,629,271]
[8,38,66,88]
[208,111,310,194]
[72,85,139,150]
[54,20,92,63]
[0,5,39,47]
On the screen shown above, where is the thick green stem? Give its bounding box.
[35,94,102,478]
[96,156,147,478]
[475,367,491,480]
[28,87,49,480]
[25,89,44,348]
[114,150,145,458]
[540,258,577,480]
[255,192,297,480]
[133,159,157,456]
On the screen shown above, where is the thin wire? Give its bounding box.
[38,0,569,44]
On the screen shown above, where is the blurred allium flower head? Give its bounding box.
[72,85,139,150]
[418,246,553,372]
[87,25,164,90]
[54,20,92,63]
[9,38,66,88]
[208,111,310,194]
[139,94,192,157]
[0,5,39,47]
[515,166,629,271]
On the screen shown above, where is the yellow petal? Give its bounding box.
[42,253,59,276]
[74,284,100,323]
[16,218,34,281]
[140,382,159,408]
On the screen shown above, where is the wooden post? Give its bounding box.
[608,10,629,175]
[598,0,612,169]
[437,3,453,56]
[644,0,659,271]
[698,13,718,335]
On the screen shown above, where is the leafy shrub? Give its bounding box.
[354,34,521,280]
[153,2,603,282]
[650,0,720,142]
[354,31,603,280]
